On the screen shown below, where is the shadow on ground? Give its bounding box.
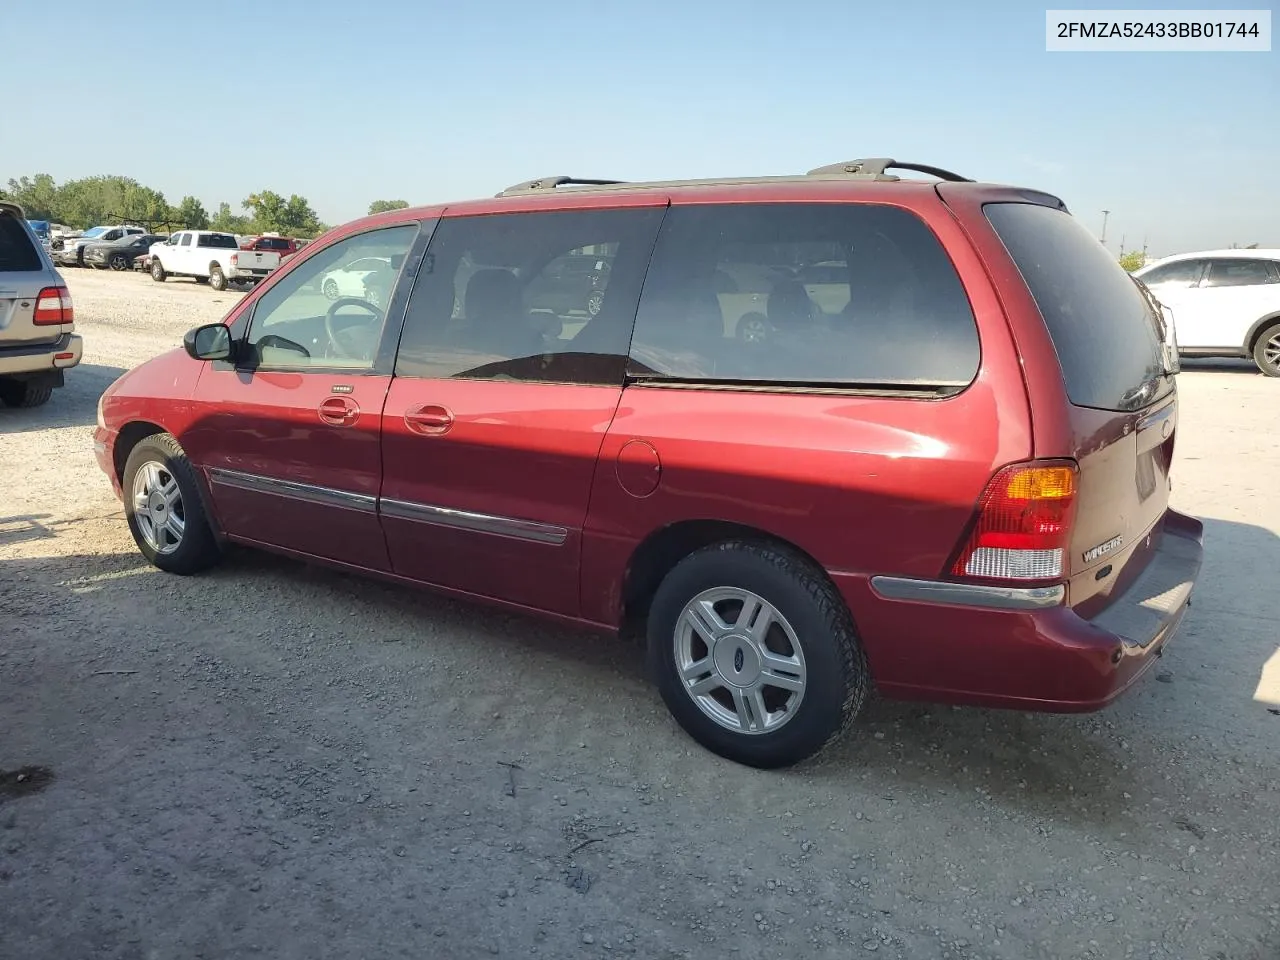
[0,363,126,434]
[7,505,1276,832]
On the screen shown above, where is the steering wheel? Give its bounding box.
[324,297,382,361]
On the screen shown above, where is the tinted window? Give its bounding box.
[1203,258,1276,287]
[178,234,192,247]
[629,203,979,388]
[246,224,419,370]
[986,202,1169,412]
[198,233,238,249]
[1139,259,1204,288]
[0,214,42,272]
[395,207,664,385]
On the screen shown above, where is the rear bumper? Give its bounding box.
[0,333,83,377]
[840,509,1205,712]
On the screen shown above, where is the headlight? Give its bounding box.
[96,391,106,430]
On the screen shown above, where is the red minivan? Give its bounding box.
[93,159,1203,768]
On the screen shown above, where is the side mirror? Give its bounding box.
[184,323,232,362]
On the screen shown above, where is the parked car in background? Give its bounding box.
[55,224,146,267]
[1135,249,1280,376]
[241,234,300,258]
[319,255,397,306]
[0,202,80,407]
[26,220,53,254]
[93,157,1202,769]
[84,233,169,271]
[148,230,281,290]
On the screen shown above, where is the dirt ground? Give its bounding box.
[2,269,1278,960]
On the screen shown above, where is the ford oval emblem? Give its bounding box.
[734,648,744,672]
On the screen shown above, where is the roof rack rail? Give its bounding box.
[497,176,627,197]
[806,158,973,183]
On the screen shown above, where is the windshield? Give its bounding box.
[82,227,108,239]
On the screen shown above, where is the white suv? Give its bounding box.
[1135,249,1280,376]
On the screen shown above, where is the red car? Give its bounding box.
[93,158,1203,769]
[240,234,300,257]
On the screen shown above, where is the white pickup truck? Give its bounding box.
[148,230,280,290]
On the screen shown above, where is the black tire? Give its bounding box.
[647,540,869,769]
[1252,322,1280,377]
[122,433,222,575]
[0,378,54,408]
[151,258,167,282]
[209,265,227,291]
[109,253,129,271]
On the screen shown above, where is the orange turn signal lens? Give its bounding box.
[1004,466,1076,501]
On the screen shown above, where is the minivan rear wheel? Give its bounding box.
[123,433,222,575]
[1253,322,1280,377]
[648,540,869,768]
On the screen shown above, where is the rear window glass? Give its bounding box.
[256,237,291,250]
[628,202,980,389]
[985,202,1169,412]
[0,214,43,272]
[197,233,238,248]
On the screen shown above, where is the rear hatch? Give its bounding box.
[983,201,1179,613]
[0,204,65,347]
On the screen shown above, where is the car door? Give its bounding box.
[182,221,426,570]
[1194,258,1280,348]
[380,203,666,616]
[173,232,194,273]
[1140,258,1209,347]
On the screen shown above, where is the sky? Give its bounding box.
[5,0,1277,257]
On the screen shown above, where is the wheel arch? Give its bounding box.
[1245,312,1280,352]
[113,420,167,482]
[620,519,831,627]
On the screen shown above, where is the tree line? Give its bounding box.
[2,172,413,239]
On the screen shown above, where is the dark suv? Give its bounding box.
[93,158,1203,768]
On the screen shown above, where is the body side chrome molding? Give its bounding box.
[208,467,377,514]
[870,576,1065,610]
[378,498,568,545]
[208,468,571,546]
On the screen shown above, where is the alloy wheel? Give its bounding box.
[674,587,807,735]
[131,461,185,555]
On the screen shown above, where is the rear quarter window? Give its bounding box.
[985,202,1169,412]
[0,214,43,272]
[628,202,980,390]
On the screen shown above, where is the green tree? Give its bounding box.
[209,201,252,234]
[173,195,210,230]
[56,175,169,228]
[1118,250,1145,272]
[5,174,61,220]
[368,199,409,215]
[243,190,322,237]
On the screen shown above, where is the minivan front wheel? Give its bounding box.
[648,540,869,768]
[123,434,221,575]
[1253,322,1280,377]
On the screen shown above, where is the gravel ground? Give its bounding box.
[2,269,1278,960]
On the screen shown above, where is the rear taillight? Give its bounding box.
[229,253,239,267]
[33,286,74,325]
[950,461,1078,582]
